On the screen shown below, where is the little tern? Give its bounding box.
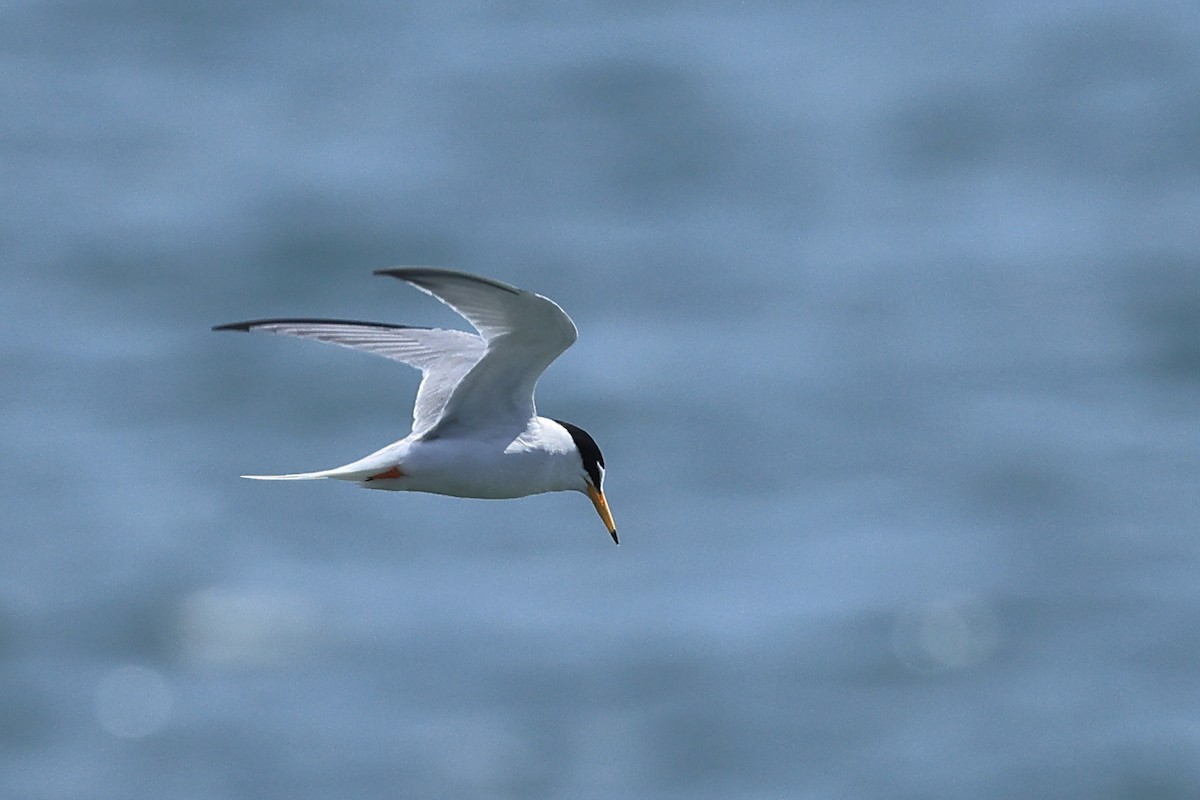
[213,268,617,544]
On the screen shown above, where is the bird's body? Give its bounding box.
[269,416,578,499]
[214,268,617,543]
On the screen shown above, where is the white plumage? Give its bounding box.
[214,268,617,543]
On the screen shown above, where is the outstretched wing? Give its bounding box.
[211,318,485,435]
[374,268,578,434]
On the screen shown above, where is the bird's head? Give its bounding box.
[552,419,617,544]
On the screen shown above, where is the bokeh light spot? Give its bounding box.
[892,596,1001,674]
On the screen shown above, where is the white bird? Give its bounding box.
[214,268,617,543]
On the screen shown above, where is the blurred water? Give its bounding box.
[5,1,1200,798]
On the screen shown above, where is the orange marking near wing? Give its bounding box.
[364,466,405,481]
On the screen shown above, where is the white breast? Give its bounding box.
[388,418,581,499]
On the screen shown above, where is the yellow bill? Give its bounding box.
[587,484,618,544]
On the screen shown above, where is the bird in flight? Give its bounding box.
[214,268,617,543]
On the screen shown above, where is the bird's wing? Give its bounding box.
[211,318,485,435]
[374,268,578,435]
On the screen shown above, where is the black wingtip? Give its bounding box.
[211,318,425,333]
[373,267,437,279]
[374,267,522,296]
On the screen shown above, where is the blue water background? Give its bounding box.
[5,1,1200,797]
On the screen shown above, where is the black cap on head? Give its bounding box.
[552,419,605,489]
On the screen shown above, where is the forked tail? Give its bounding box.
[240,465,367,481]
[241,471,331,481]
[239,460,393,481]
